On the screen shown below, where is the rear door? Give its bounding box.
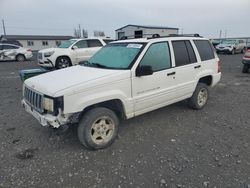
[171,40,199,98]
[72,40,89,63]
[193,40,216,74]
[86,39,104,57]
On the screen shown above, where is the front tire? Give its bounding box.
[78,107,119,150]
[55,57,72,69]
[16,54,25,62]
[188,83,209,110]
[242,64,249,73]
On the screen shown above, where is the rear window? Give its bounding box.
[194,40,215,61]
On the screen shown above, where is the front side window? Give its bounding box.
[87,43,144,69]
[194,40,215,61]
[139,42,171,72]
[58,39,77,48]
[74,40,88,48]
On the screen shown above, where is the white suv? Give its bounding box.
[38,38,114,69]
[22,35,221,150]
[0,43,33,62]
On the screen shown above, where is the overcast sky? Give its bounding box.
[0,0,249,38]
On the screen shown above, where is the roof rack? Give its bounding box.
[118,33,202,40]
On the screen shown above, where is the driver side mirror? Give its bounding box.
[136,65,153,77]
[72,45,78,50]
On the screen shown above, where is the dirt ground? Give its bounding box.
[0,54,249,188]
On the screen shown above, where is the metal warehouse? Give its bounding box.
[115,24,179,39]
[0,35,73,51]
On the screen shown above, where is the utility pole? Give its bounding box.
[78,24,81,38]
[219,30,222,39]
[2,19,6,36]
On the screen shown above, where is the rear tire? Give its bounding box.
[242,64,249,73]
[55,57,72,69]
[188,83,209,110]
[78,107,119,150]
[16,54,25,62]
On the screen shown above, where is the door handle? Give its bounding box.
[167,72,176,76]
[194,65,201,69]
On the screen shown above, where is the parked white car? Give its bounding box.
[216,39,247,54]
[22,35,221,150]
[0,43,33,62]
[38,38,114,69]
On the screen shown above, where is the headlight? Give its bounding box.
[43,97,54,112]
[44,51,55,57]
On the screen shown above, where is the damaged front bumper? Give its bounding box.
[22,99,70,128]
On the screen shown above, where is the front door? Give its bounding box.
[72,40,90,63]
[132,42,177,116]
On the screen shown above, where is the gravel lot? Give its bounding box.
[0,54,249,188]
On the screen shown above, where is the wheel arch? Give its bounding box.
[198,75,213,86]
[56,55,72,65]
[15,53,26,61]
[80,99,127,121]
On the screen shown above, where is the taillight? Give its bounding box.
[244,50,250,58]
[27,49,32,52]
[217,60,221,73]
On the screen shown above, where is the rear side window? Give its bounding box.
[194,40,215,61]
[87,40,103,47]
[103,39,114,44]
[139,42,171,72]
[172,40,197,67]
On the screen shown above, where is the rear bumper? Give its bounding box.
[242,59,250,65]
[25,53,33,60]
[212,72,221,87]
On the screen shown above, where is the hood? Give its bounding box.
[24,66,129,96]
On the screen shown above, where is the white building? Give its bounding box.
[115,24,179,39]
[0,35,73,51]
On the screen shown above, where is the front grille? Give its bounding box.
[24,87,43,113]
[37,52,43,60]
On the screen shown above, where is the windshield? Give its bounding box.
[221,40,236,44]
[58,39,77,48]
[86,43,145,69]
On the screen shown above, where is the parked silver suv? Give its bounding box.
[216,39,247,54]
